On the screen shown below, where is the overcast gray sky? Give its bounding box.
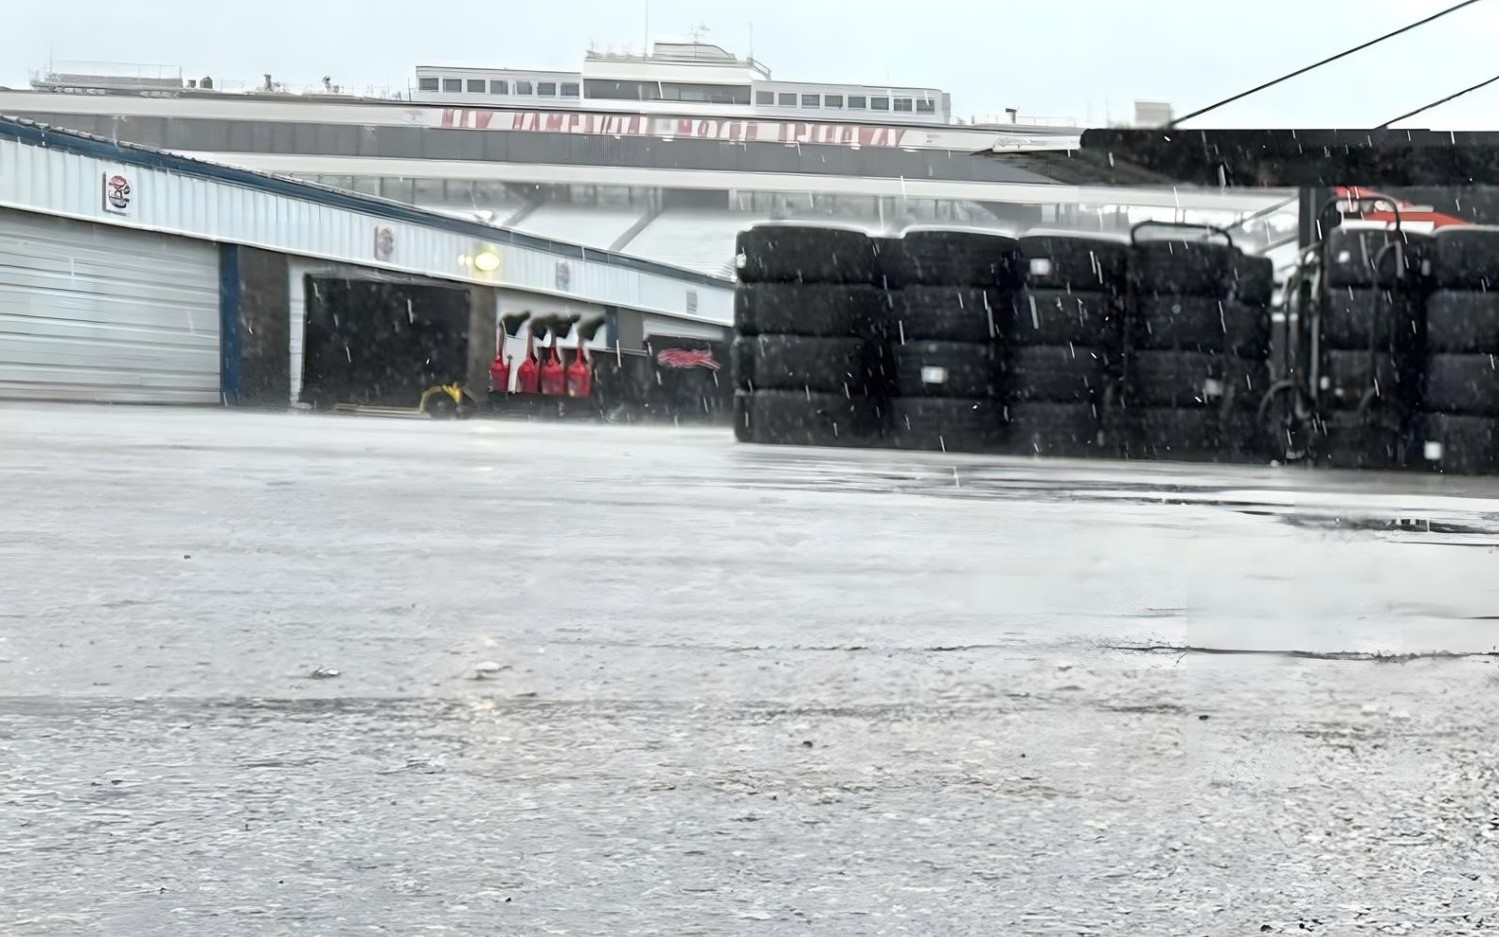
[3,0,1497,129]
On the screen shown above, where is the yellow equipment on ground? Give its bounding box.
[330,384,469,420]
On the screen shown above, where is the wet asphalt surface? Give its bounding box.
[6,403,1499,936]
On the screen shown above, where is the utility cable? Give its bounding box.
[1377,72,1499,127]
[1168,0,1489,127]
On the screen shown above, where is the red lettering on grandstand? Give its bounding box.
[439,109,923,148]
[669,119,758,142]
[786,123,903,146]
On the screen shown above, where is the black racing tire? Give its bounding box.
[891,286,1007,343]
[1000,402,1104,458]
[889,340,1001,399]
[731,336,754,391]
[1129,239,1236,298]
[1427,227,1499,291]
[1133,297,1271,357]
[1129,351,1226,409]
[1318,288,1417,351]
[1224,300,1273,360]
[735,224,878,285]
[1133,296,1228,353]
[734,283,876,338]
[897,228,1022,289]
[1425,290,1499,354]
[746,335,873,395]
[1117,407,1251,463]
[1007,344,1112,405]
[1414,412,1499,475]
[873,235,906,290]
[1321,227,1429,290]
[1129,352,1271,413]
[1233,253,1275,307]
[1422,353,1499,418]
[1018,232,1130,292]
[732,390,753,443]
[1230,358,1273,412]
[1306,407,1408,470]
[1009,288,1122,347]
[1320,349,1398,410]
[887,396,1005,453]
[739,389,881,447]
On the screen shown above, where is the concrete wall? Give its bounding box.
[467,284,498,397]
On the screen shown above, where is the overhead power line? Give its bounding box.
[1378,72,1499,127]
[1169,0,1489,128]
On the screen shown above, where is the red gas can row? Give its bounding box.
[488,312,602,398]
[490,346,593,397]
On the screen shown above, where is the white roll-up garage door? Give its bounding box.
[0,210,221,404]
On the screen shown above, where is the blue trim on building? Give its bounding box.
[604,306,619,349]
[0,115,731,289]
[218,243,241,405]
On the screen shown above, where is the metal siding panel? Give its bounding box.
[257,190,274,245]
[0,210,221,403]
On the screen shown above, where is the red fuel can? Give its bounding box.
[488,355,511,393]
[565,349,593,397]
[539,348,566,396]
[516,355,541,394]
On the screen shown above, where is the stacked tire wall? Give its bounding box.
[1312,226,1429,469]
[1119,230,1273,463]
[730,222,1285,465]
[1007,233,1130,457]
[883,229,1016,453]
[1416,227,1499,473]
[729,219,1499,477]
[732,225,885,447]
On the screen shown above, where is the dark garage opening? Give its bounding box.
[301,275,472,408]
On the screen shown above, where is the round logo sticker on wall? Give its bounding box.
[373,226,395,262]
[102,172,133,215]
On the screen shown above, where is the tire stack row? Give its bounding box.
[1006,232,1131,457]
[731,224,886,448]
[1118,235,1275,462]
[1309,225,1430,469]
[883,228,1018,453]
[1415,226,1499,474]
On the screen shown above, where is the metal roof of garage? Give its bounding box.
[0,115,730,288]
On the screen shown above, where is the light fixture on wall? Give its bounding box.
[473,249,500,273]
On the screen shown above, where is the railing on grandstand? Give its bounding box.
[964,114,1082,128]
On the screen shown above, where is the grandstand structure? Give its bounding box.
[0,43,1294,278]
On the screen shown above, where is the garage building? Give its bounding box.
[0,116,733,407]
